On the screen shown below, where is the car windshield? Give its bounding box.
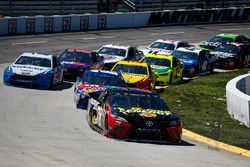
[142,57,171,67]
[98,47,126,57]
[112,64,148,75]
[81,74,126,87]
[110,92,168,110]
[172,51,199,60]
[15,56,51,67]
[213,45,240,54]
[208,36,234,44]
[60,51,91,63]
[149,42,175,51]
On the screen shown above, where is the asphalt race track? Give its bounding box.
[0,23,250,167]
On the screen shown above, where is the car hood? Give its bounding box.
[76,83,106,94]
[210,51,236,59]
[179,58,198,66]
[113,107,173,120]
[121,73,149,83]
[199,41,221,50]
[151,65,171,73]
[61,61,90,69]
[11,64,51,76]
[99,54,125,63]
[141,48,173,55]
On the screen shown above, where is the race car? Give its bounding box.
[59,48,104,78]
[198,33,250,51]
[140,53,183,85]
[97,44,143,70]
[141,39,190,55]
[74,70,126,109]
[210,43,250,70]
[172,47,215,77]
[3,52,63,89]
[86,87,182,143]
[111,61,156,90]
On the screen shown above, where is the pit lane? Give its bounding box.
[0,23,250,167]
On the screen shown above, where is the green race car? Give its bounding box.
[198,33,250,51]
[140,53,183,85]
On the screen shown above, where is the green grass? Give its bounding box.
[160,69,250,150]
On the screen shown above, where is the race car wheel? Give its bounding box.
[49,74,54,89]
[104,115,109,136]
[168,73,173,84]
[209,63,214,73]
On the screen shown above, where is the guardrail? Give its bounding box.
[226,73,250,128]
[0,7,250,36]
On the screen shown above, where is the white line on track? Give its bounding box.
[83,37,96,40]
[102,36,115,39]
[163,32,185,35]
[219,28,250,31]
[12,41,48,45]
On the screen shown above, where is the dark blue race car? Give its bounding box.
[59,48,104,79]
[74,70,126,109]
[172,47,215,77]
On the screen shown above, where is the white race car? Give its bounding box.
[97,44,143,70]
[3,52,64,89]
[141,39,190,55]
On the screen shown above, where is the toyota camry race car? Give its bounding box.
[74,70,126,109]
[87,87,182,143]
[3,52,63,89]
[141,39,190,55]
[59,48,104,78]
[198,33,250,51]
[140,53,183,85]
[172,47,215,77]
[98,44,143,70]
[111,61,156,90]
[210,43,250,70]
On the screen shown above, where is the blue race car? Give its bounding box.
[3,52,63,89]
[59,48,104,79]
[74,70,126,109]
[172,47,215,77]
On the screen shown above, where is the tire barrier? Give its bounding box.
[226,73,250,128]
[0,7,250,36]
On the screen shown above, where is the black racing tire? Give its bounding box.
[168,73,173,84]
[193,66,199,77]
[49,74,54,89]
[209,63,215,74]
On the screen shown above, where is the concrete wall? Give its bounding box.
[1,7,250,36]
[226,74,250,128]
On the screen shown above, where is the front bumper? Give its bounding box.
[107,117,182,143]
[4,73,52,89]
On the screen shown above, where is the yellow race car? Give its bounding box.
[111,61,156,90]
[140,53,183,85]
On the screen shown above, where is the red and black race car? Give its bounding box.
[86,87,182,143]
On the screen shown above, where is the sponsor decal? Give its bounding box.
[98,15,106,30]
[147,8,250,25]
[45,18,53,33]
[26,18,35,34]
[115,107,171,116]
[8,19,17,35]
[80,16,89,31]
[62,17,71,32]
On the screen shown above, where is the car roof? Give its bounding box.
[216,33,240,40]
[153,39,182,45]
[19,52,53,59]
[100,44,130,50]
[116,60,148,67]
[144,53,174,60]
[85,70,122,77]
[175,47,201,54]
[66,48,92,53]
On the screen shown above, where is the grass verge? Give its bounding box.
[161,68,250,150]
